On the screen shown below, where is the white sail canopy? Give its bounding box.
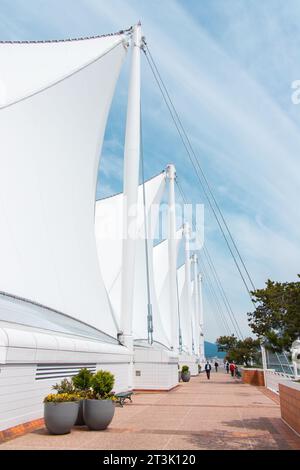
[153,230,182,347]
[0,34,127,336]
[0,35,127,108]
[177,263,193,353]
[95,173,166,339]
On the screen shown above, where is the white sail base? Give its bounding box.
[133,343,179,391]
[0,296,131,432]
[179,353,200,376]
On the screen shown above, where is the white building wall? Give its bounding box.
[0,321,131,431]
[0,360,130,431]
[133,347,178,390]
[179,352,199,376]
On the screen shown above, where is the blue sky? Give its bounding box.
[1,0,300,342]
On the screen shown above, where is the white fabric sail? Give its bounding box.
[177,263,192,353]
[153,230,183,347]
[0,34,127,336]
[95,173,166,337]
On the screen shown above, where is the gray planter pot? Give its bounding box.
[178,371,181,382]
[181,371,191,382]
[44,401,79,435]
[83,399,115,430]
[74,399,85,426]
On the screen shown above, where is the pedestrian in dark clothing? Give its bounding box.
[214,361,219,372]
[225,361,229,374]
[229,362,236,377]
[204,361,212,380]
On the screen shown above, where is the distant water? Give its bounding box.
[205,341,226,359]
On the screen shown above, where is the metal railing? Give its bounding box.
[265,369,294,394]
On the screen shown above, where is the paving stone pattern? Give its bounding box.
[1,372,299,450]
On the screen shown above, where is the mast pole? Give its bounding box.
[198,272,205,362]
[183,222,193,355]
[120,23,142,387]
[166,164,179,352]
[192,253,200,357]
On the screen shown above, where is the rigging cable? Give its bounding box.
[200,259,232,335]
[202,265,231,336]
[176,178,243,339]
[176,185,233,338]
[203,245,244,338]
[142,43,256,303]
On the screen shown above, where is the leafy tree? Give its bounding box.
[216,335,237,352]
[216,335,261,366]
[248,277,300,352]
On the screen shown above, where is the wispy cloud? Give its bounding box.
[1,0,299,341]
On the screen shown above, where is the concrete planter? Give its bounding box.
[44,401,79,435]
[181,371,191,382]
[83,399,115,430]
[74,399,85,426]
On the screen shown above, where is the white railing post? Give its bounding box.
[261,344,267,387]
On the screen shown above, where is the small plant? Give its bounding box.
[72,368,93,393]
[44,393,80,403]
[52,378,75,394]
[90,370,115,399]
[181,365,189,374]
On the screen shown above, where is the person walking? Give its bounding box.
[225,361,229,374]
[204,361,212,380]
[235,365,241,378]
[214,361,219,372]
[229,361,236,377]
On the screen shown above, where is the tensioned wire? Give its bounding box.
[176,178,243,339]
[142,43,256,304]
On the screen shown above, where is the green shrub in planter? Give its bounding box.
[181,365,191,382]
[52,378,75,394]
[72,368,94,425]
[44,393,80,435]
[72,368,93,392]
[83,370,116,430]
[90,370,115,399]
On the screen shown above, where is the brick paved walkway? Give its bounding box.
[1,371,300,450]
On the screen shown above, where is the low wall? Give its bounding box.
[242,368,265,386]
[279,381,300,435]
[133,347,179,391]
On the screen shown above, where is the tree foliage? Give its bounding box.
[248,277,300,352]
[216,335,261,366]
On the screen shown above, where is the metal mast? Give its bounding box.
[120,23,142,387]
